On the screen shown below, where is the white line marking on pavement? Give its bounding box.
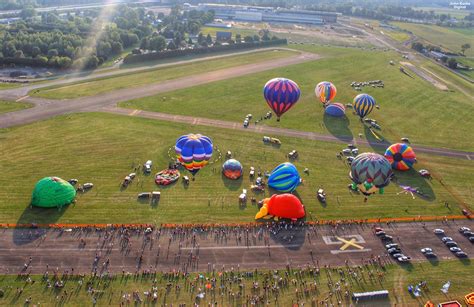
[0,248,120,252]
[467,155,472,160]
[15,95,29,102]
[181,244,301,250]
[330,249,372,254]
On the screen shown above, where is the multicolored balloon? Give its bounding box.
[222,159,243,180]
[263,78,300,121]
[175,134,213,175]
[325,102,345,117]
[353,93,376,119]
[255,193,305,221]
[350,152,392,195]
[268,162,301,192]
[384,143,416,171]
[315,81,337,104]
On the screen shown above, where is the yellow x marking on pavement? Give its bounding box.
[336,236,364,250]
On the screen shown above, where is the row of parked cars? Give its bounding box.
[375,227,411,263]
[432,227,471,258]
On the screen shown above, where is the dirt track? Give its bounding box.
[1,221,472,274]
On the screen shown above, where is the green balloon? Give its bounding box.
[379,187,385,194]
[31,177,76,208]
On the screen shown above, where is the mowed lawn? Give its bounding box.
[0,100,33,114]
[393,22,474,56]
[122,46,474,151]
[30,49,298,100]
[0,113,470,225]
[0,261,471,306]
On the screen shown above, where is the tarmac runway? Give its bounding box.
[1,221,472,275]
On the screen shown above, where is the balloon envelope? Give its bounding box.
[384,143,416,171]
[353,93,376,119]
[263,78,300,119]
[31,177,76,208]
[266,194,305,219]
[222,159,243,179]
[350,152,392,188]
[268,162,301,192]
[325,102,346,117]
[315,81,337,104]
[175,134,213,175]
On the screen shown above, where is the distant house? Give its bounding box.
[429,51,446,60]
[216,31,232,41]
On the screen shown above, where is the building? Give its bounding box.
[216,31,232,41]
[194,3,339,25]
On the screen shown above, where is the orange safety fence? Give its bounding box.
[0,214,470,230]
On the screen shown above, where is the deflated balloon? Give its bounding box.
[325,102,346,117]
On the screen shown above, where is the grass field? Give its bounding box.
[383,29,411,42]
[0,112,471,225]
[121,45,474,151]
[200,26,261,39]
[414,6,470,19]
[0,261,471,306]
[419,58,474,95]
[30,49,298,100]
[0,100,33,114]
[0,83,22,90]
[393,22,474,56]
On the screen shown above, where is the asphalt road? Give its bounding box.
[1,221,472,274]
[103,106,474,160]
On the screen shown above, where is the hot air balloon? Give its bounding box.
[325,102,345,117]
[315,81,337,105]
[222,159,243,180]
[31,177,76,208]
[384,143,416,171]
[263,78,300,121]
[349,152,392,197]
[268,162,301,192]
[255,194,305,220]
[353,93,376,119]
[175,134,213,176]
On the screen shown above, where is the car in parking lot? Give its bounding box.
[434,229,445,234]
[388,248,401,254]
[445,241,458,247]
[449,247,462,252]
[376,231,386,236]
[441,237,453,242]
[397,255,411,262]
[420,248,433,253]
[469,236,474,243]
[386,243,398,249]
[424,252,437,258]
[392,253,403,258]
[381,235,393,241]
[462,231,474,237]
[455,251,467,258]
[459,227,471,233]
[243,119,249,128]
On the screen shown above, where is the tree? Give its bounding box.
[197,33,204,44]
[206,33,213,45]
[187,37,193,45]
[253,35,260,42]
[20,6,36,19]
[235,34,242,43]
[14,50,24,58]
[447,58,458,69]
[149,36,166,51]
[140,38,150,50]
[3,42,16,57]
[411,42,424,52]
[244,35,254,43]
[111,41,123,55]
[167,40,177,50]
[47,49,59,58]
[461,43,471,55]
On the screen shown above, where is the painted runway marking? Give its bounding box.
[181,244,301,250]
[15,95,30,102]
[323,235,371,254]
[467,155,472,160]
[129,109,140,116]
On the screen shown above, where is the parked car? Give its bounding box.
[469,236,474,243]
[397,256,410,262]
[424,252,437,258]
[392,253,403,258]
[441,237,453,243]
[381,235,393,241]
[434,229,445,234]
[445,241,458,247]
[462,231,474,237]
[459,227,471,233]
[243,119,249,128]
[455,251,467,258]
[144,160,152,173]
[449,247,462,252]
[388,248,402,254]
[420,248,433,253]
[376,231,386,237]
[386,243,398,249]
